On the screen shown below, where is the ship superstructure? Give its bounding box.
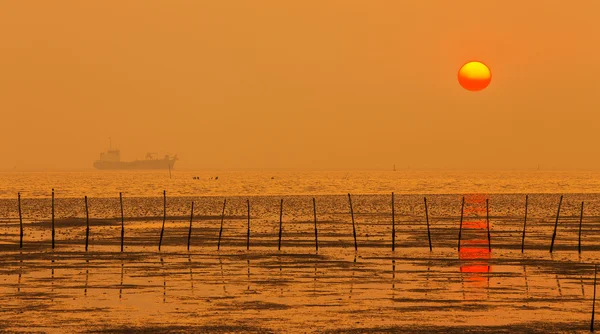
[93,148,177,170]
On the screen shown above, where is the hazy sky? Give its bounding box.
[1,1,599,170]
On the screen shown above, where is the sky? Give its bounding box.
[1,1,599,171]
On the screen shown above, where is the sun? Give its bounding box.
[458,61,491,91]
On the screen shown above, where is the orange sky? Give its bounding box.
[1,1,599,170]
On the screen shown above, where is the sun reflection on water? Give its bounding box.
[459,194,492,298]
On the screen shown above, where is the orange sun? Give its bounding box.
[458,61,491,91]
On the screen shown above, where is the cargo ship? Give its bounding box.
[93,148,178,170]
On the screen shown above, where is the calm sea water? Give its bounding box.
[1,170,599,198]
[0,171,600,198]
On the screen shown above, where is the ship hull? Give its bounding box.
[93,159,176,170]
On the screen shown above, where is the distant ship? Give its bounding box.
[93,148,178,170]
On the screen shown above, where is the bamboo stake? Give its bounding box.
[158,190,166,251]
[391,192,395,252]
[246,199,250,250]
[278,199,283,251]
[424,197,432,252]
[217,199,226,251]
[85,196,90,252]
[187,201,194,251]
[313,198,318,251]
[592,264,597,332]
[579,201,584,254]
[18,193,23,249]
[549,195,563,253]
[348,193,358,251]
[51,188,55,249]
[521,195,528,253]
[120,192,124,252]
[486,198,491,252]
[457,197,465,252]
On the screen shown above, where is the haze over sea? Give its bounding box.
[1,170,599,198]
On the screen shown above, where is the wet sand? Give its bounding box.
[1,194,599,333]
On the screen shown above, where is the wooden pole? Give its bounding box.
[549,195,563,253]
[521,195,528,253]
[348,193,358,252]
[486,198,491,252]
[391,192,395,252]
[579,201,584,254]
[18,192,23,249]
[278,199,283,251]
[51,188,55,249]
[457,197,465,252]
[246,199,250,250]
[120,192,125,252]
[85,196,90,252]
[187,201,194,251]
[592,264,598,332]
[158,190,166,251]
[424,197,432,252]
[217,199,226,251]
[313,198,318,251]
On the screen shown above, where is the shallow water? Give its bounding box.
[1,249,597,333]
[1,192,600,332]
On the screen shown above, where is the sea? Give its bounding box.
[0,169,599,198]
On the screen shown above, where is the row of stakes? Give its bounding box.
[12,191,586,254]
[11,190,600,331]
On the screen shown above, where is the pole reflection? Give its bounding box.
[313,262,317,296]
[247,259,251,292]
[119,261,124,300]
[524,265,530,300]
[18,252,23,294]
[160,257,166,303]
[84,259,89,297]
[219,256,228,295]
[349,256,356,300]
[391,259,396,300]
[188,254,194,294]
[51,259,55,295]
